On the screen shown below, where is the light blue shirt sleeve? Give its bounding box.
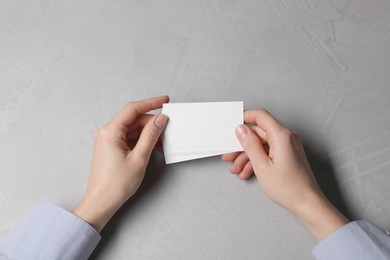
[2,203,390,260]
[0,201,101,260]
[313,220,390,260]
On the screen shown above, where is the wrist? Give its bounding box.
[293,192,349,241]
[73,195,120,232]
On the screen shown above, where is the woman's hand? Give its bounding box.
[222,109,348,241]
[74,96,169,232]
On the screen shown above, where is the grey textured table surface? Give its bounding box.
[1,0,390,259]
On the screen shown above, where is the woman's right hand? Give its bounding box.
[221,109,348,241]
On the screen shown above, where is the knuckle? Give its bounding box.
[283,129,294,138]
[285,129,294,138]
[277,129,291,141]
[125,101,138,113]
[93,127,105,141]
[144,125,159,140]
[286,130,299,140]
[260,108,269,113]
[93,125,116,143]
[125,101,135,107]
[292,131,301,140]
[257,108,269,115]
[244,138,261,155]
[279,129,301,144]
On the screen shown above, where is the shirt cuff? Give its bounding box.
[0,200,101,260]
[313,220,390,260]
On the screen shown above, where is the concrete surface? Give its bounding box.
[1,0,390,259]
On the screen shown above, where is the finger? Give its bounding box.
[229,152,250,174]
[238,161,254,180]
[221,152,241,162]
[235,124,270,167]
[132,114,168,161]
[110,96,169,128]
[137,114,155,127]
[249,125,267,143]
[244,109,285,134]
[126,114,155,141]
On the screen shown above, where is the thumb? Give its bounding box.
[133,114,168,160]
[235,124,270,167]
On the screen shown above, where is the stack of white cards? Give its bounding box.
[162,101,244,164]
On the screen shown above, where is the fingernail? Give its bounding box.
[154,114,168,129]
[236,125,248,139]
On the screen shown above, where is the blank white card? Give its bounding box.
[162,101,244,164]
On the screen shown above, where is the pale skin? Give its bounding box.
[74,96,348,241]
[74,96,170,232]
[222,109,348,241]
